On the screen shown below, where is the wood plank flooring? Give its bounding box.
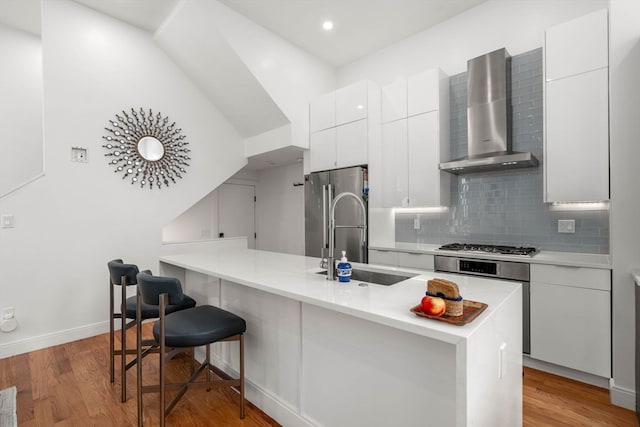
[0,330,637,426]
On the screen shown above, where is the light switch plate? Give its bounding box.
[1,214,14,228]
[558,219,575,233]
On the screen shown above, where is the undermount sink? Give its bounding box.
[316,268,417,286]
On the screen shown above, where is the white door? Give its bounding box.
[218,183,256,249]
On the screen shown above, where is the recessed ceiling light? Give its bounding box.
[323,21,333,31]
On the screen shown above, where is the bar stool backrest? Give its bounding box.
[137,271,185,306]
[108,259,140,286]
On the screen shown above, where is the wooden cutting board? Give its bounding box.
[410,300,488,326]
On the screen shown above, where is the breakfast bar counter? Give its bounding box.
[159,248,522,427]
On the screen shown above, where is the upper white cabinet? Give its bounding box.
[544,9,609,203]
[380,68,450,208]
[309,81,380,173]
[335,81,368,125]
[544,9,608,81]
[310,92,336,133]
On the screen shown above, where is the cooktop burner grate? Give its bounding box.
[438,243,538,256]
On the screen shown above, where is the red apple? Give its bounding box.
[421,296,446,317]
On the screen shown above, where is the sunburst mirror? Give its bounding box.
[102,108,190,189]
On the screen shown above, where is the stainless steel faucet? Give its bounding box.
[327,192,367,280]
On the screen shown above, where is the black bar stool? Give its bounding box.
[136,271,246,427]
[107,259,196,402]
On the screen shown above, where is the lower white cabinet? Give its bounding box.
[368,248,434,271]
[368,249,399,267]
[530,264,611,377]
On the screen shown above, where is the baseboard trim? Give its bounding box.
[0,321,109,359]
[610,379,636,411]
[203,350,312,427]
[523,356,610,388]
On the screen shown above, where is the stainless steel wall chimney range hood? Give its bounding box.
[439,48,538,174]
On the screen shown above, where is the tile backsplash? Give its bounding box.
[396,48,610,254]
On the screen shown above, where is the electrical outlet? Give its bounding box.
[71,147,88,163]
[558,219,575,233]
[413,218,420,230]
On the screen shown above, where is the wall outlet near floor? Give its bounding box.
[558,219,575,233]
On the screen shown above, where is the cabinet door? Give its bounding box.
[381,79,407,123]
[407,112,440,207]
[530,282,610,377]
[381,120,408,208]
[545,9,608,81]
[397,252,434,270]
[368,249,399,267]
[545,68,609,202]
[336,119,367,169]
[336,81,368,125]
[407,68,439,116]
[310,128,336,172]
[310,92,336,132]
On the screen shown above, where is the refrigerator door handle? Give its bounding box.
[322,184,328,248]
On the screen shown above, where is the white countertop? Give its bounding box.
[369,241,611,269]
[160,248,521,345]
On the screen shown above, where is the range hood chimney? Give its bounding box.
[439,48,538,174]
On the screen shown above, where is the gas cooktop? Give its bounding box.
[438,243,538,257]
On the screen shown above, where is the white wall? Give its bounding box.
[162,188,218,242]
[200,0,336,149]
[256,162,305,255]
[0,23,43,197]
[0,0,246,357]
[609,0,640,409]
[338,0,608,87]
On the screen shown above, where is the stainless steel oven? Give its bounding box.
[435,254,531,354]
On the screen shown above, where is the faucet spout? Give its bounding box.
[327,192,367,281]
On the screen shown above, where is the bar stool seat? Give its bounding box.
[154,305,246,348]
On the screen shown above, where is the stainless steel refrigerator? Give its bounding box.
[304,166,368,263]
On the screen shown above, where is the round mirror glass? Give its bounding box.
[137,136,164,161]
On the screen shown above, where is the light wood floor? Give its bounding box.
[0,330,637,426]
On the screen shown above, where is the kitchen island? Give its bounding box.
[159,248,522,427]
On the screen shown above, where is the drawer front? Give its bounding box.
[530,264,610,291]
[398,252,434,271]
[368,249,398,267]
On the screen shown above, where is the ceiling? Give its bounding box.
[0,0,41,36]
[72,0,486,67]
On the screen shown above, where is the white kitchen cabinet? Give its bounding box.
[381,79,407,123]
[544,9,609,203]
[368,249,399,267]
[530,264,611,378]
[335,81,368,125]
[336,119,367,169]
[309,81,380,173]
[545,68,609,202]
[382,111,450,208]
[407,68,444,117]
[368,248,435,271]
[397,252,434,270]
[310,91,336,133]
[381,119,408,207]
[309,127,337,172]
[544,9,608,82]
[380,68,449,208]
